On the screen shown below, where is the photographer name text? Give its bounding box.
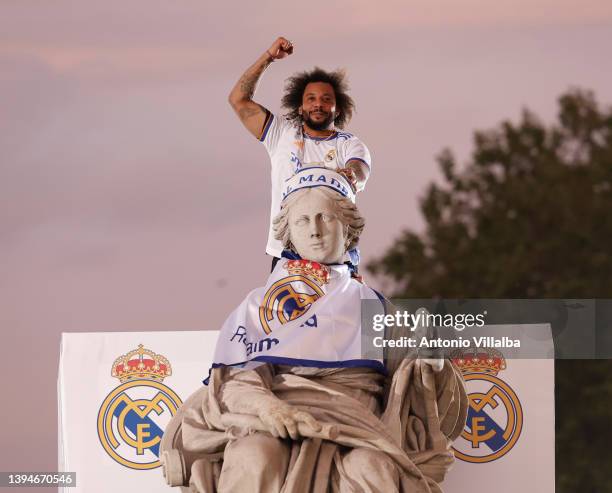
[372,335,521,349]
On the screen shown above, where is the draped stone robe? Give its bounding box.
[160,358,467,493]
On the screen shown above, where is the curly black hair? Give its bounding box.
[281,67,355,129]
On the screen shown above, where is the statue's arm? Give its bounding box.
[217,365,321,440]
[217,365,277,415]
[228,36,293,139]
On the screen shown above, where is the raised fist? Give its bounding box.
[267,37,294,61]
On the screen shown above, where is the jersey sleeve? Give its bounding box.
[259,111,290,156]
[344,137,372,172]
[344,137,372,191]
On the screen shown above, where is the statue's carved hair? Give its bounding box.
[281,67,355,129]
[273,187,365,254]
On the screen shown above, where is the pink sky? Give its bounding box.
[2,0,612,473]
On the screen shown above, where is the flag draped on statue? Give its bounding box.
[208,257,386,379]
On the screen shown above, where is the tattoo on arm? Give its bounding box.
[238,63,268,99]
[238,104,265,121]
[229,54,272,133]
[239,74,257,99]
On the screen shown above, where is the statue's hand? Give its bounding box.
[259,402,321,440]
[422,358,445,373]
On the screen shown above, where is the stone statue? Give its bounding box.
[161,169,467,492]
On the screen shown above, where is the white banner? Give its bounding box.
[58,331,217,493]
[58,330,554,492]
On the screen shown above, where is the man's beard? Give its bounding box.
[302,109,335,131]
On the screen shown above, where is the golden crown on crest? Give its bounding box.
[450,348,506,376]
[285,259,331,285]
[111,344,172,383]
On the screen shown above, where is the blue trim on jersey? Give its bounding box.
[303,131,338,141]
[336,132,354,141]
[346,157,371,170]
[203,358,387,385]
[259,112,274,142]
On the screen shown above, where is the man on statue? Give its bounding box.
[227,36,372,269]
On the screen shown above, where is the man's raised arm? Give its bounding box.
[228,37,293,139]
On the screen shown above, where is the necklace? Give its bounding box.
[304,128,336,145]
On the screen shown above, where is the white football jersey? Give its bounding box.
[260,113,372,257]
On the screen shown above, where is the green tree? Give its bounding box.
[368,89,612,492]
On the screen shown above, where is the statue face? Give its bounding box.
[287,189,346,264]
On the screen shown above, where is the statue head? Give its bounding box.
[273,185,364,264]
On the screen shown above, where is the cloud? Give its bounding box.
[0,50,272,244]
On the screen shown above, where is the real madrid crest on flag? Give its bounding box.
[97,345,183,470]
[259,259,330,334]
[451,349,523,463]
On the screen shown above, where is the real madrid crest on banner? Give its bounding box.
[451,349,523,463]
[97,345,183,470]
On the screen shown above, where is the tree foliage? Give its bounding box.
[368,89,612,492]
